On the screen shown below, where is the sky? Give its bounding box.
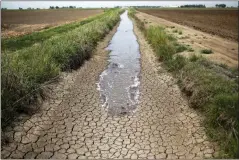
[1,1,238,9]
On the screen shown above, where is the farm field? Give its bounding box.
[135,10,238,68]
[1,9,103,38]
[138,8,238,41]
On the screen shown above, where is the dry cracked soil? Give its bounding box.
[1,15,218,159]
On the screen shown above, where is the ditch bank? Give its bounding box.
[130,9,238,158]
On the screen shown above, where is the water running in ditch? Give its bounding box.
[97,10,141,116]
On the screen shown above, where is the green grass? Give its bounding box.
[1,8,124,129]
[201,49,213,54]
[1,10,115,52]
[174,42,187,53]
[130,8,239,158]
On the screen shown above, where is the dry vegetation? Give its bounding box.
[1,9,103,38]
[138,8,238,41]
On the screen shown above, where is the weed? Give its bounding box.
[189,54,200,62]
[188,48,194,52]
[173,29,178,33]
[174,43,187,53]
[219,63,229,69]
[178,30,183,35]
[146,26,176,61]
[201,49,213,54]
[166,55,187,72]
[180,36,190,39]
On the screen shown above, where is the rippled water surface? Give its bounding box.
[97,11,141,116]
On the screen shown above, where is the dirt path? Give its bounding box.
[1,14,217,159]
[136,11,238,68]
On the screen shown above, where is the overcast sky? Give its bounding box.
[2,1,238,9]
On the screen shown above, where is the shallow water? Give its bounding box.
[97,10,141,116]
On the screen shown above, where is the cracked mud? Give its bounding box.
[1,12,218,159]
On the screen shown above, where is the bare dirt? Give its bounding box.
[1,9,103,38]
[138,9,238,42]
[136,11,238,68]
[1,13,218,159]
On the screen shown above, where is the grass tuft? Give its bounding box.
[201,49,213,54]
[173,29,178,33]
[188,47,194,52]
[174,43,187,53]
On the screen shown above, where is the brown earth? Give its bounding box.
[138,9,238,42]
[135,11,238,68]
[1,9,103,38]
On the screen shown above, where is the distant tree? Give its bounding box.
[133,6,162,8]
[55,6,59,9]
[19,7,23,10]
[49,6,55,9]
[215,4,226,8]
[180,4,206,8]
[36,8,40,10]
[68,6,76,9]
[1,8,7,10]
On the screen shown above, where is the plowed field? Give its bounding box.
[138,9,238,41]
[1,9,103,37]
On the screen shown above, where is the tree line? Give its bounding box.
[49,6,78,9]
[215,4,227,8]
[131,6,162,8]
[180,4,206,8]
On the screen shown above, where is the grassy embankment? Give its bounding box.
[1,9,112,52]
[129,9,238,158]
[1,8,124,129]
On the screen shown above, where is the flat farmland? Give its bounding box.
[1,9,103,37]
[138,9,238,41]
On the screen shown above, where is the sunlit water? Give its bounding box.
[97,11,141,116]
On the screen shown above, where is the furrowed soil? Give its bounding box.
[136,11,238,68]
[138,9,238,42]
[1,12,218,159]
[1,9,103,38]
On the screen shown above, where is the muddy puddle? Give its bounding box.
[97,11,141,116]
